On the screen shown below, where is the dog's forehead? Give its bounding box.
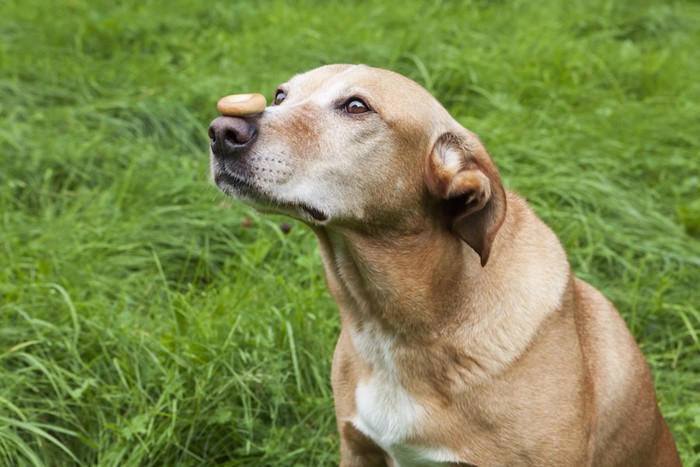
[285,64,437,106]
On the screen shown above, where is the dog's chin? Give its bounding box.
[214,171,331,225]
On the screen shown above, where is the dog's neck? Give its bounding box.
[314,224,484,337]
[311,193,572,376]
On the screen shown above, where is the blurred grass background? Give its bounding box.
[1,0,699,465]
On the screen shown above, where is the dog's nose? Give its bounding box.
[208,116,257,159]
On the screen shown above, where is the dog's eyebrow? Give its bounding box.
[330,86,377,109]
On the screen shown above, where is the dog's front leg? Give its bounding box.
[339,421,389,467]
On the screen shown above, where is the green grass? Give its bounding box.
[1,0,699,464]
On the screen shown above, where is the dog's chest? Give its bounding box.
[350,329,461,466]
[354,372,423,447]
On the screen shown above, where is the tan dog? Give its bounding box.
[208,65,681,466]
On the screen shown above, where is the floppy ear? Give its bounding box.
[425,132,507,266]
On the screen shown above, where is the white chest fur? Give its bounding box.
[350,328,462,466]
[354,373,425,448]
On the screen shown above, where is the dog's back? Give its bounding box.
[574,278,679,466]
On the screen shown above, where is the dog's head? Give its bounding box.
[209,64,506,265]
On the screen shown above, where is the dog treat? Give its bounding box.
[217,93,267,116]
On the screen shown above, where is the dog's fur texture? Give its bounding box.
[209,64,681,466]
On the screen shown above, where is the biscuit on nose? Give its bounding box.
[216,93,266,117]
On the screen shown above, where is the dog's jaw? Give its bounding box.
[210,145,334,224]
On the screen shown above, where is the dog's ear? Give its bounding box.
[425,132,507,266]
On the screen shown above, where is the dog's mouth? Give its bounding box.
[214,169,330,224]
[298,203,330,222]
[214,170,259,198]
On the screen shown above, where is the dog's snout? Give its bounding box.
[208,116,257,159]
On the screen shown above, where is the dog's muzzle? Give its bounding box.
[208,116,257,160]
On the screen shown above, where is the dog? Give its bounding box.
[208,64,681,466]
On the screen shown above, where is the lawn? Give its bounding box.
[1,0,699,465]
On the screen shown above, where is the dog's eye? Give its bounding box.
[344,98,370,114]
[273,90,286,105]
